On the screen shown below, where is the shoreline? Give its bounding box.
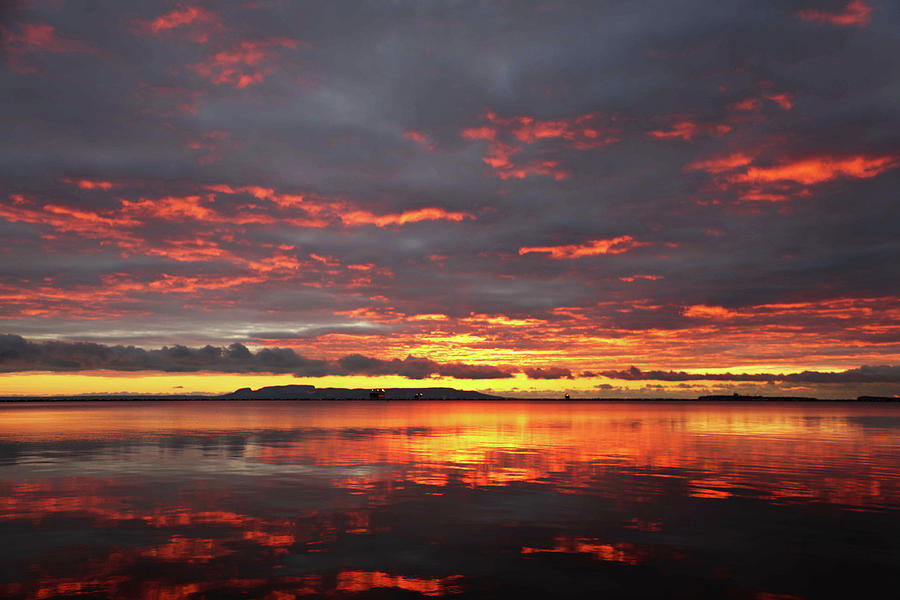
[0,395,897,403]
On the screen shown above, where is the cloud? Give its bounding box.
[728,155,898,186]
[645,119,730,141]
[764,93,794,110]
[524,367,573,380]
[3,22,96,55]
[731,98,763,112]
[599,365,900,384]
[519,236,646,259]
[189,38,299,88]
[337,353,513,379]
[0,335,513,379]
[460,110,619,180]
[2,21,97,72]
[685,153,753,174]
[137,5,221,40]
[797,1,872,27]
[684,152,899,204]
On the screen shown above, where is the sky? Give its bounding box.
[1,0,899,398]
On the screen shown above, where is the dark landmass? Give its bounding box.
[698,394,820,402]
[220,384,502,400]
[0,386,896,402]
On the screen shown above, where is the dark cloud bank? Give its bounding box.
[3,334,898,385]
[600,365,900,384]
[0,334,511,379]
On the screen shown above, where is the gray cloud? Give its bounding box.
[0,334,513,379]
[600,365,900,384]
[524,367,574,380]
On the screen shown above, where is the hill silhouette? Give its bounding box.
[220,384,502,400]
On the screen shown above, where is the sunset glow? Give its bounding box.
[1,1,898,399]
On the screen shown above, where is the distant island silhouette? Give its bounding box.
[220,384,501,400]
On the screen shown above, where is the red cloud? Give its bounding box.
[139,5,219,37]
[764,93,795,110]
[729,155,899,185]
[646,119,730,141]
[2,181,474,271]
[0,196,138,242]
[797,1,872,27]
[190,38,298,88]
[686,152,898,203]
[685,152,753,174]
[462,110,619,180]
[402,130,435,149]
[121,195,221,221]
[519,236,645,259]
[2,22,96,71]
[461,126,496,141]
[62,179,117,190]
[731,98,763,112]
[204,185,473,227]
[340,207,474,227]
[683,305,742,319]
[2,23,96,54]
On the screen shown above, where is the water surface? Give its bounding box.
[1,401,898,599]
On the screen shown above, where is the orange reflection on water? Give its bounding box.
[522,537,645,565]
[1,401,898,510]
[336,572,463,596]
[141,536,234,563]
[0,401,897,600]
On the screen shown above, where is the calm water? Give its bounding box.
[0,401,898,599]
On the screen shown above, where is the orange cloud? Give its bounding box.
[797,1,872,27]
[730,155,899,185]
[687,152,898,204]
[336,571,462,596]
[0,198,139,241]
[738,189,807,203]
[646,120,730,141]
[340,206,474,227]
[122,196,219,221]
[62,179,116,190]
[462,110,619,180]
[103,272,270,295]
[408,314,450,321]
[137,238,236,263]
[495,160,569,181]
[519,236,645,259]
[201,184,471,228]
[685,152,753,174]
[683,305,742,319]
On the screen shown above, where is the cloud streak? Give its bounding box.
[599,365,900,384]
[0,335,513,379]
[797,1,872,27]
